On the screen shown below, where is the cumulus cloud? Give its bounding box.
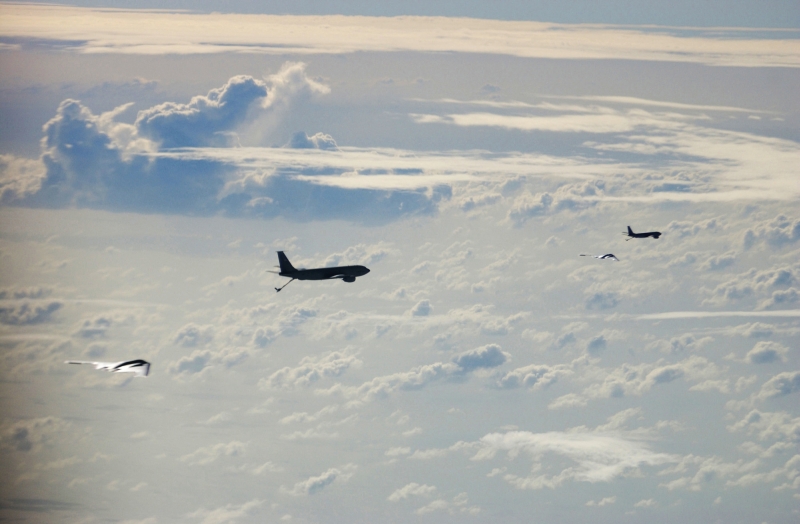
[170,350,213,375]
[0,417,69,453]
[288,131,338,150]
[136,75,269,148]
[415,492,479,515]
[174,323,215,347]
[321,344,508,403]
[282,464,356,496]
[586,335,607,355]
[700,251,736,271]
[507,180,606,223]
[9,57,471,224]
[497,362,573,390]
[387,482,437,501]
[321,242,393,267]
[585,292,619,310]
[586,496,616,506]
[742,215,800,250]
[756,371,800,401]
[0,154,46,202]
[452,344,508,372]
[188,499,263,524]
[729,410,800,444]
[179,441,247,466]
[647,333,714,354]
[0,300,62,325]
[252,301,318,347]
[548,355,725,409]
[705,264,798,309]
[260,350,361,389]
[745,341,788,364]
[409,300,432,317]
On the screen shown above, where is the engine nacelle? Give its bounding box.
[342,276,356,283]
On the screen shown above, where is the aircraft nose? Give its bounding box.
[363,267,370,275]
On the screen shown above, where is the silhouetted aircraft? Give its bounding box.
[65,359,150,377]
[271,251,370,292]
[580,254,620,261]
[623,226,661,240]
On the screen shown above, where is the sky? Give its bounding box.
[0,2,799,523]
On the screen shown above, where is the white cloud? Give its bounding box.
[745,341,789,364]
[408,299,432,316]
[549,355,726,409]
[188,499,263,524]
[472,430,676,489]
[282,464,356,495]
[0,154,46,202]
[415,492,479,515]
[179,441,247,466]
[756,371,800,401]
[729,410,800,444]
[260,350,361,389]
[0,417,69,453]
[586,496,616,506]
[387,482,436,501]
[0,300,62,325]
[4,5,799,67]
[320,344,508,403]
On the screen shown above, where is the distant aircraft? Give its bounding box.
[580,254,620,261]
[623,226,661,240]
[271,251,370,292]
[65,359,150,377]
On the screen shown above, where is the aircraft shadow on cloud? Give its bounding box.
[270,251,370,292]
[623,226,661,240]
[65,359,150,377]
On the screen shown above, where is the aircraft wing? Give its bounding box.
[66,360,119,371]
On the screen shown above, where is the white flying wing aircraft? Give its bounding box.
[65,359,150,377]
[579,254,620,261]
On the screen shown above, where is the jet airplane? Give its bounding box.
[580,254,620,261]
[65,359,150,377]
[271,251,370,292]
[624,226,661,240]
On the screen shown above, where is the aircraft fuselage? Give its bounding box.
[280,265,370,281]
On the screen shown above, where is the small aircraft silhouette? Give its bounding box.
[580,254,620,261]
[271,251,370,292]
[65,359,150,377]
[623,226,661,240]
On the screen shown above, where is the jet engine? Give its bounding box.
[343,276,356,283]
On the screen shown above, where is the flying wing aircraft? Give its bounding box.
[271,251,370,292]
[65,359,150,377]
[580,254,620,261]
[623,226,661,240]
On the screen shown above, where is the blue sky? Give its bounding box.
[1,2,799,523]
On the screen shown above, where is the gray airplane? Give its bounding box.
[272,251,370,292]
[623,226,661,240]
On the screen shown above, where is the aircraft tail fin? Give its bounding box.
[627,226,634,235]
[277,251,297,273]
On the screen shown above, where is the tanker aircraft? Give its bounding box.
[271,251,370,292]
[624,226,661,240]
